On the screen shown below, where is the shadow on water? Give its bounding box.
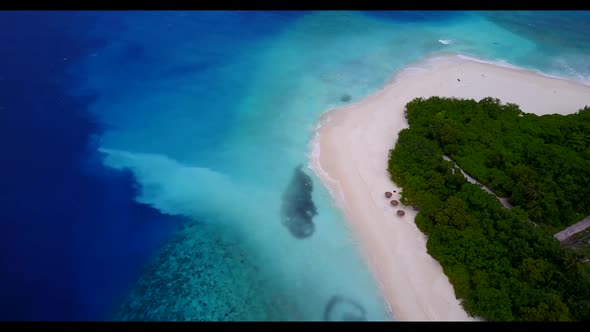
[280,165,318,239]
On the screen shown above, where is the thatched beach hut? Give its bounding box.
[385,191,392,198]
[390,200,399,207]
[397,210,405,217]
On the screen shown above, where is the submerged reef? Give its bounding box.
[323,295,367,321]
[340,94,352,102]
[114,221,298,321]
[280,165,318,239]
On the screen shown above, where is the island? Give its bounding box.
[389,96,590,321]
[309,54,590,321]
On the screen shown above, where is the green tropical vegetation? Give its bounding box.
[387,97,590,321]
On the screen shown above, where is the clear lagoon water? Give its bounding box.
[1,10,590,321]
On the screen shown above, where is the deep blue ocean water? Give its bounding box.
[1,10,589,321]
[0,12,184,320]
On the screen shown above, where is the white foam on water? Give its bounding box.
[457,53,590,86]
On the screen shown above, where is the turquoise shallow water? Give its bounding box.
[69,11,590,321]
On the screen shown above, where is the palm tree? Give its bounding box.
[527,200,543,222]
[526,185,542,201]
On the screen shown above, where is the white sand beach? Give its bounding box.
[308,54,590,321]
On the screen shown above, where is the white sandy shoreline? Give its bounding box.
[308,54,590,321]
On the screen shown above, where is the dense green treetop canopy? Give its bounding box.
[388,97,590,321]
